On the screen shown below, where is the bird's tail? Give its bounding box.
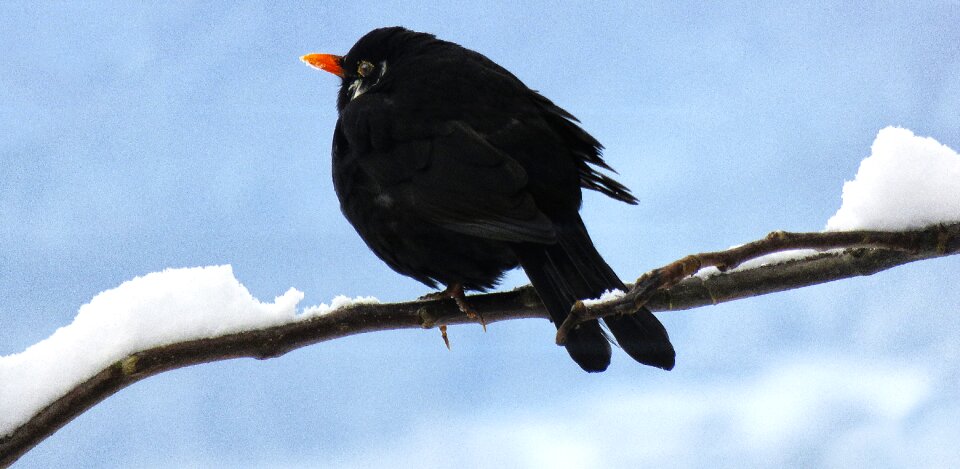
[515,217,675,372]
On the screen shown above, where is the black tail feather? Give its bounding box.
[515,216,675,371]
[516,245,611,372]
[604,308,675,370]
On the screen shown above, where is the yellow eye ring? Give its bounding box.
[357,61,375,77]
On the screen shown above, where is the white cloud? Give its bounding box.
[332,357,948,469]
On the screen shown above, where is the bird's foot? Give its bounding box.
[422,283,487,332]
[418,290,447,302]
[449,284,487,332]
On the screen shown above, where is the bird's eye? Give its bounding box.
[357,61,375,77]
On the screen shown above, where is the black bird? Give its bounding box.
[302,27,674,372]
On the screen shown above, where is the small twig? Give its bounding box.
[555,300,588,346]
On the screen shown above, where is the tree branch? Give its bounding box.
[557,223,960,343]
[3,222,959,466]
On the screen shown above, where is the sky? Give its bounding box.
[2,2,959,468]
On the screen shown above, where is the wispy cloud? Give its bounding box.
[333,357,951,469]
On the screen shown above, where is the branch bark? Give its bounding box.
[3,222,959,466]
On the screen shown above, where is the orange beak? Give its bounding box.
[300,53,344,77]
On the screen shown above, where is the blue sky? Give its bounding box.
[2,2,959,468]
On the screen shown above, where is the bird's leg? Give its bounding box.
[421,283,487,331]
[449,284,487,332]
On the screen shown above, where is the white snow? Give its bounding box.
[827,127,960,231]
[700,127,960,277]
[302,294,380,318]
[0,265,378,436]
[721,249,822,272]
[581,289,626,307]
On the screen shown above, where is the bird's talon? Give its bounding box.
[418,290,447,302]
[439,324,450,350]
[455,296,486,331]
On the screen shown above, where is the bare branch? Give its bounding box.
[3,222,959,466]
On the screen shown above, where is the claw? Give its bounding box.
[439,324,450,349]
[452,290,487,332]
[424,283,486,331]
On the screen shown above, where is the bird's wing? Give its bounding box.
[351,119,557,244]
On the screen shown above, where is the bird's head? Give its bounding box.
[302,27,436,111]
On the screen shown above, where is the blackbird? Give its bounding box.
[302,27,674,372]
